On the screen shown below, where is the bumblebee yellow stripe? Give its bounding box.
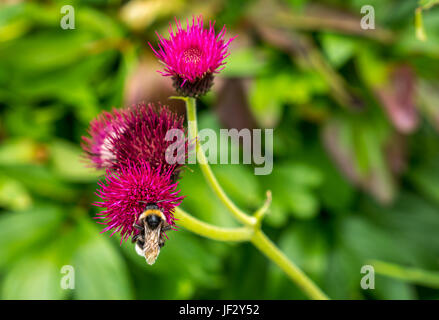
[139,209,165,221]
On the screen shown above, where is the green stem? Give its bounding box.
[371,260,439,289]
[251,230,329,300]
[184,97,256,227]
[254,191,272,227]
[415,0,439,41]
[415,7,427,41]
[174,205,329,300]
[174,207,252,242]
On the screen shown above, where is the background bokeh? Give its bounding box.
[1,0,439,300]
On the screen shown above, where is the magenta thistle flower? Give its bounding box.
[82,103,188,179]
[94,161,183,242]
[81,109,128,169]
[113,103,188,180]
[149,16,235,97]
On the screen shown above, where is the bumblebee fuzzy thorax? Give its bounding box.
[139,208,166,228]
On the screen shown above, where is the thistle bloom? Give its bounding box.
[113,103,188,180]
[82,103,188,179]
[81,109,128,169]
[95,161,183,242]
[150,16,235,97]
[83,104,188,245]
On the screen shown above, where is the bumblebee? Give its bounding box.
[132,204,171,265]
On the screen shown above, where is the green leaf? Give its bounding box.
[356,49,388,87]
[73,219,133,299]
[0,174,32,210]
[1,254,65,300]
[266,223,328,299]
[409,161,439,205]
[0,32,95,73]
[286,189,319,219]
[222,48,268,77]
[339,216,414,265]
[249,76,283,128]
[263,163,322,219]
[179,166,239,228]
[324,246,359,299]
[50,139,100,183]
[320,33,357,68]
[264,200,288,227]
[3,106,61,140]
[0,164,77,201]
[374,275,417,300]
[364,192,439,265]
[0,138,42,165]
[249,72,327,127]
[214,164,262,207]
[0,206,63,268]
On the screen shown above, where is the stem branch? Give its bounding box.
[254,190,272,226]
[172,95,330,300]
[174,207,252,242]
[371,260,439,289]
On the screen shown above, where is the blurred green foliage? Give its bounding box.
[1,0,439,300]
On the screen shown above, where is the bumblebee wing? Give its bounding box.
[143,224,162,265]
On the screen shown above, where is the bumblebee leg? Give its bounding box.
[159,236,166,248]
[133,223,143,230]
[159,232,166,248]
[161,224,172,232]
[132,233,141,242]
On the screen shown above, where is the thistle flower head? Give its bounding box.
[82,103,188,179]
[150,16,235,97]
[114,103,188,179]
[94,161,183,242]
[81,109,128,169]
